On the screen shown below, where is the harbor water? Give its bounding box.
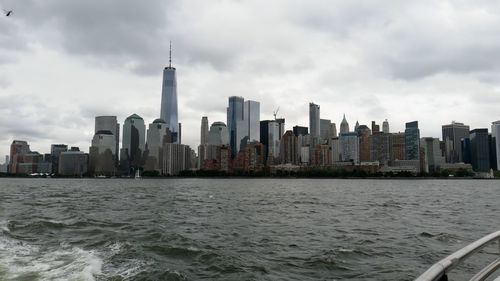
[0,178,498,280]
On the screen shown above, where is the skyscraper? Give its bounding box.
[200,117,209,146]
[9,140,30,174]
[260,120,281,163]
[391,133,406,161]
[420,137,444,173]
[121,114,146,172]
[227,96,244,157]
[293,126,308,137]
[382,119,390,133]
[144,119,170,172]
[491,121,500,170]
[320,119,332,142]
[95,116,119,164]
[469,129,490,172]
[160,42,179,139]
[340,132,359,164]
[89,131,116,176]
[340,114,349,135]
[276,118,285,139]
[244,100,260,142]
[280,130,299,165]
[50,144,68,174]
[405,121,420,160]
[208,122,230,146]
[442,121,470,163]
[309,103,320,138]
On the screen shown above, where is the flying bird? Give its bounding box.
[3,9,13,17]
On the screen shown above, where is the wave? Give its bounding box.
[0,236,102,281]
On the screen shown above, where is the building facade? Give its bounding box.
[160,44,179,140]
[309,103,320,139]
[442,121,470,163]
[405,121,420,160]
[469,129,490,172]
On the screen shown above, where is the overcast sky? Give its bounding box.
[1,0,500,160]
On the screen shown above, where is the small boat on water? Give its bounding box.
[415,230,500,281]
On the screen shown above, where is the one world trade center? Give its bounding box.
[160,42,179,142]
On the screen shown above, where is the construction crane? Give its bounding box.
[273,106,280,120]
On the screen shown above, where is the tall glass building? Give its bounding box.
[442,121,470,163]
[405,121,420,160]
[227,96,244,157]
[95,116,119,164]
[244,100,260,143]
[491,121,500,170]
[160,44,179,141]
[121,114,146,168]
[309,103,320,138]
[470,129,490,172]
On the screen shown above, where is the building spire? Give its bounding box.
[169,41,172,67]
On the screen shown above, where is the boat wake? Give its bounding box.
[0,220,102,281]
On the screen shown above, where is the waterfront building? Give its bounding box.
[297,134,311,165]
[488,134,497,171]
[200,122,230,170]
[162,142,191,176]
[227,96,245,157]
[235,142,265,172]
[491,121,500,170]
[260,120,281,164]
[0,156,8,173]
[340,132,359,164]
[58,151,88,176]
[358,125,372,162]
[300,146,310,165]
[208,122,230,146]
[370,132,392,166]
[469,129,490,172]
[420,137,445,173]
[339,114,349,135]
[121,114,146,174]
[442,121,470,163]
[50,144,68,174]
[16,152,44,175]
[309,103,320,139]
[383,119,390,134]
[405,121,420,160]
[89,130,116,176]
[320,119,332,143]
[391,133,406,161]
[160,43,179,140]
[95,116,119,165]
[243,100,261,144]
[200,117,209,146]
[280,130,299,165]
[331,137,341,162]
[461,138,471,164]
[144,119,170,172]
[293,126,308,137]
[311,144,331,166]
[9,140,31,174]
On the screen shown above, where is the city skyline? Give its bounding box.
[2,1,500,158]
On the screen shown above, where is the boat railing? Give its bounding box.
[415,230,500,281]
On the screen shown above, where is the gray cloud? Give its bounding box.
[1,0,500,158]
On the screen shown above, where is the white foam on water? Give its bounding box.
[0,220,9,233]
[0,233,103,281]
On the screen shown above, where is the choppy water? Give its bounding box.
[0,178,498,280]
